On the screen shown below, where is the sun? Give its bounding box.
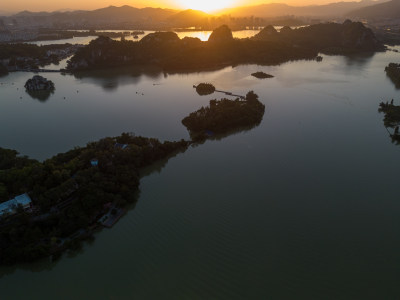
[177,0,236,12]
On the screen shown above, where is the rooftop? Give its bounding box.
[0,193,32,217]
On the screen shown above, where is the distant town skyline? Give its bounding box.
[1,0,369,14]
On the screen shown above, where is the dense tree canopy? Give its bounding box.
[182,91,265,141]
[385,63,400,89]
[196,83,216,95]
[379,100,400,144]
[0,133,189,265]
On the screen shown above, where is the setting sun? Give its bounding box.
[176,0,237,12]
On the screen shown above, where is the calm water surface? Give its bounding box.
[0,47,400,299]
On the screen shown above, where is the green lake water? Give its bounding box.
[0,46,400,299]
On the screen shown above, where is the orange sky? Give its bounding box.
[1,0,362,13]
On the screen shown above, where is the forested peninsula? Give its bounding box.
[0,91,264,265]
[0,134,189,264]
[66,21,383,73]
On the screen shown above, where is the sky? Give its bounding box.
[1,0,362,13]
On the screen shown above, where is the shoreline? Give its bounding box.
[0,91,264,266]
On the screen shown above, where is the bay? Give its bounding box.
[0,45,400,299]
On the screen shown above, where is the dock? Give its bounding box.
[99,207,126,228]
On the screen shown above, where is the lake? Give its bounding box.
[0,44,400,299]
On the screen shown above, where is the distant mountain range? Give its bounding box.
[1,6,180,29]
[347,0,400,19]
[0,1,394,30]
[221,0,388,18]
[166,9,210,27]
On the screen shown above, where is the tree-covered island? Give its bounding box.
[182,91,265,141]
[24,75,56,101]
[195,83,216,95]
[251,72,274,79]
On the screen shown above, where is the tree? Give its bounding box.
[246,90,258,103]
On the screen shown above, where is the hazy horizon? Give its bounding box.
[1,0,379,14]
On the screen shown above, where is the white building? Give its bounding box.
[0,193,32,217]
